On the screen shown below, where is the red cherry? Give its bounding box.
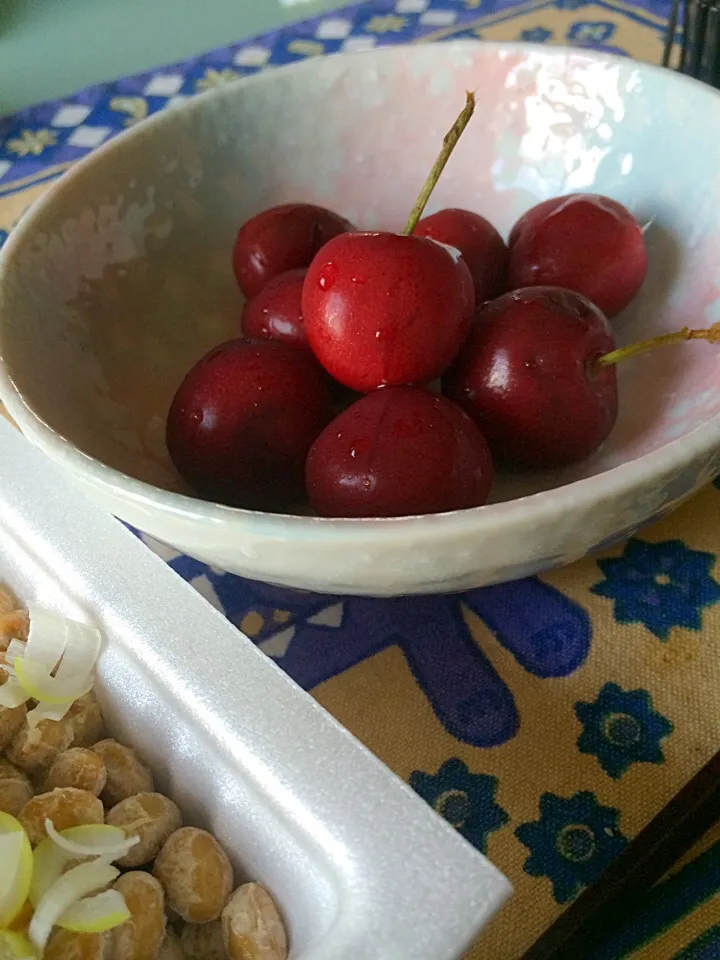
[508,194,647,317]
[302,232,474,391]
[507,196,565,248]
[241,269,309,349]
[414,208,508,305]
[233,203,354,298]
[306,386,494,518]
[167,340,333,510]
[443,287,618,467]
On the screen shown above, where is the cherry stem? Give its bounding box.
[402,91,476,237]
[596,322,720,367]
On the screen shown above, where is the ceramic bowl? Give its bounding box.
[2,41,720,597]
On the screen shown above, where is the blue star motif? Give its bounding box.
[575,683,673,779]
[516,791,627,903]
[0,230,8,249]
[128,530,591,749]
[591,539,720,641]
[410,758,508,853]
[520,26,553,42]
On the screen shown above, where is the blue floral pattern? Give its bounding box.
[575,683,673,779]
[520,26,553,42]
[591,539,720,641]
[3,0,720,954]
[516,791,627,903]
[567,20,616,43]
[0,0,672,189]
[410,758,508,853]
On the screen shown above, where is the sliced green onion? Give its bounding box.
[4,640,26,664]
[58,890,130,933]
[0,813,32,928]
[14,659,93,707]
[0,678,29,709]
[24,607,69,672]
[0,930,36,960]
[53,621,101,686]
[31,837,68,908]
[45,821,138,861]
[15,608,102,713]
[29,860,119,951]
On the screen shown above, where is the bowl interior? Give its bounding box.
[3,42,720,508]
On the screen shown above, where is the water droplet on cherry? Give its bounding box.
[306,387,494,517]
[318,261,338,291]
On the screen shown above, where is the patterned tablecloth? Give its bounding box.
[2,3,719,959]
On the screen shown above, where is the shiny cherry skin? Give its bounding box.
[414,208,508,306]
[167,340,334,511]
[508,196,564,248]
[508,194,647,318]
[232,203,354,299]
[241,269,309,349]
[302,232,474,392]
[239,269,358,405]
[306,386,494,518]
[443,287,618,467]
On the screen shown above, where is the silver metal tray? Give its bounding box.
[0,418,511,959]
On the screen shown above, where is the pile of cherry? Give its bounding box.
[166,95,710,518]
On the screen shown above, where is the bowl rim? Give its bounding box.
[2,39,720,543]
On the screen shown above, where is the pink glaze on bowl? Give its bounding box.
[1,42,720,595]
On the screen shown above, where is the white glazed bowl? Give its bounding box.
[2,42,720,597]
